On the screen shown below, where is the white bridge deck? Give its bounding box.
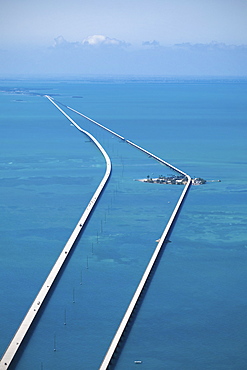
[1,98,191,369]
[0,97,112,369]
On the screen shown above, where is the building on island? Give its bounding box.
[137,175,207,185]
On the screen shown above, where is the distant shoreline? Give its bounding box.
[1,75,247,84]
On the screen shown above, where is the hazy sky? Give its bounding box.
[1,0,247,76]
[1,0,247,46]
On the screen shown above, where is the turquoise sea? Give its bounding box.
[0,78,246,369]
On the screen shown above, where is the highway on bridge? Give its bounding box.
[1,97,191,369]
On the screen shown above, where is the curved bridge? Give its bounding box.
[0,97,112,369]
[1,97,191,370]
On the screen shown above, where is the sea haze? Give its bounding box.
[0,79,246,369]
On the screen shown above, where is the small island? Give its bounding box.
[136,174,207,185]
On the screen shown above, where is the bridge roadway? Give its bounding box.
[0,96,112,369]
[65,103,192,369]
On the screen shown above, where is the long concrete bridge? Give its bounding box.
[1,97,191,369]
[65,103,192,369]
[0,97,112,369]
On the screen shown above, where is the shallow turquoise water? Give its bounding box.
[0,80,246,369]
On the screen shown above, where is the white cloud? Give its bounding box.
[52,35,130,49]
[81,35,129,47]
[142,40,160,47]
[53,35,80,48]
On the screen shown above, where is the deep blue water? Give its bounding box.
[0,79,246,369]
